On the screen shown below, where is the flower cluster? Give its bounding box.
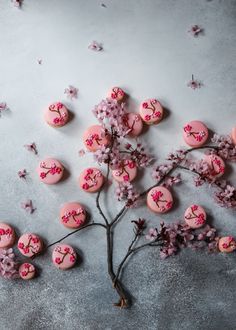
[93,98,127,137]
[215,184,236,208]
[211,134,236,161]
[146,221,219,259]
[115,182,139,207]
[0,248,18,279]
[124,141,153,168]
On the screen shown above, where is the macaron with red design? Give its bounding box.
[218,236,236,253]
[108,87,125,102]
[184,205,206,229]
[52,244,77,270]
[123,113,143,137]
[44,102,69,127]
[19,263,36,280]
[112,160,137,183]
[36,158,64,184]
[79,168,104,192]
[60,202,86,229]
[0,223,15,248]
[139,99,164,125]
[83,125,110,152]
[147,186,173,213]
[204,154,225,179]
[183,120,209,147]
[18,233,43,257]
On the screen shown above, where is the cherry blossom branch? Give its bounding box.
[46,223,106,248]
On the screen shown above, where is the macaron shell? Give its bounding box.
[83,125,110,152]
[0,223,15,248]
[37,158,64,184]
[231,127,236,145]
[139,99,163,125]
[205,154,225,178]
[112,160,137,183]
[60,202,86,229]
[18,233,43,257]
[123,113,143,137]
[184,205,206,229]
[79,167,104,192]
[108,87,125,102]
[44,102,69,127]
[19,263,36,280]
[218,236,236,253]
[52,244,77,270]
[183,120,208,147]
[147,186,173,213]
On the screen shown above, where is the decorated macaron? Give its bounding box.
[123,113,143,137]
[231,127,236,145]
[37,158,64,184]
[83,125,110,152]
[0,223,15,248]
[60,202,86,229]
[139,99,163,125]
[218,236,236,253]
[112,160,137,183]
[52,244,77,270]
[147,186,173,213]
[44,102,69,127]
[19,263,36,280]
[18,233,43,257]
[79,168,104,192]
[183,120,208,147]
[108,87,125,102]
[205,154,225,178]
[184,205,206,229]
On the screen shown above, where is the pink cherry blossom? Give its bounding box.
[146,228,158,241]
[88,41,103,51]
[64,85,78,100]
[188,25,203,37]
[24,142,38,155]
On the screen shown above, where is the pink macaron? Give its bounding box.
[37,158,64,184]
[108,87,125,102]
[218,236,236,253]
[231,127,236,145]
[18,233,43,257]
[52,244,77,270]
[0,223,15,248]
[83,125,110,152]
[123,113,143,137]
[184,205,206,229]
[139,99,163,125]
[112,160,137,183]
[79,167,104,192]
[19,263,36,280]
[205,154,225,179]
[147,186,173,213]
[60,202,86,229]
[44,102,69,127]
[183,120,208,147]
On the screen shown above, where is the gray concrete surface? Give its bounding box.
[0,0,236,329]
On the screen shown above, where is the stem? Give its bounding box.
[46,223,105,248]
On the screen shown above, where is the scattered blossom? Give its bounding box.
[37,58,42,65]
[21,200,36,214]
[12,0,22,8]
[188,25,203,37]
[78,149,86,157]
[24,142,38,155]
[18,169,28,179]
[0,248,19,279]
[64,85,78,99]
[0,102,8,115]
[88,41,103,51]
[187,75,202,90]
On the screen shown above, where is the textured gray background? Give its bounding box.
[0,0,236,329]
